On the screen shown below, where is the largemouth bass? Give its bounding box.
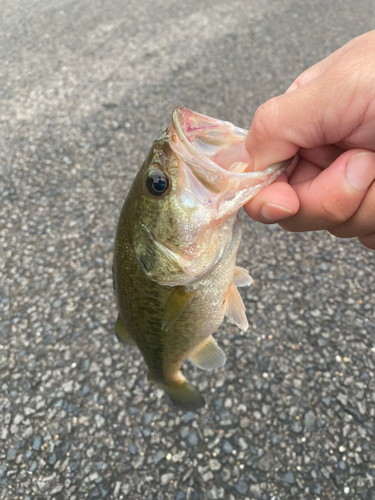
[113,107,292,410]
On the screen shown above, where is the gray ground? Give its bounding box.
[1,0,375,499]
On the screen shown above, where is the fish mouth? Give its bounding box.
[169,106,294,218]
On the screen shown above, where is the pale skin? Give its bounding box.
[243,30,375,250]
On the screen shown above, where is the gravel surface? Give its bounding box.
[1,0,375,499]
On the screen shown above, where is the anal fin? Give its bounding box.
[189,336,226,371]
[115,314,135,345]
[162,287,196,331]
[224,282,249,331]
[234,266,253,287]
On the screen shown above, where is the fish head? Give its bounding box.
[129,107,292,286]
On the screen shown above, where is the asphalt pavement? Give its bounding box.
[1,0,375,499]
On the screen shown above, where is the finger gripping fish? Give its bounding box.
[113,107,292,410]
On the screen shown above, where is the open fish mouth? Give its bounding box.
[169,106,294,218]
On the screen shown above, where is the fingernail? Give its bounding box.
[285,82,298,93]
[346,152,375,191]
[260,203,294,222]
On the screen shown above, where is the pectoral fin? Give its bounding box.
[115,314,135,345]
[189,336,226,370]
[233,266,253,287]
[228,162,249,173]
[224,282,249,331]
[162,287,197,331]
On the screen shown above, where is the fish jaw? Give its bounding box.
[170,106,294,222]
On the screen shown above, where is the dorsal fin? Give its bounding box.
[189,336,226,370]
[233,266,253,287]
[224,282,249,331]
[162,287,196,331]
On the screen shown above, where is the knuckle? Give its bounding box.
[318,197,352,226]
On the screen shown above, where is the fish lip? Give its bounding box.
[170,106,294,176]
[170,106,235,175]
[169,106,294,214]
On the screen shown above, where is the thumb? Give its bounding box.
[245,69,359,171]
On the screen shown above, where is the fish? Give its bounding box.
[113,106,293,411]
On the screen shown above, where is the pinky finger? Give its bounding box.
[358,232,375,250]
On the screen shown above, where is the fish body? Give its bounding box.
[113,107,292,410]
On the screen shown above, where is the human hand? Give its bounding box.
[243,30,375,250]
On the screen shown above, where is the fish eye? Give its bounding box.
[146,169,169,197]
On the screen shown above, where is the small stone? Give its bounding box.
[152,451,165,464]
[310,309,321,317]
[239,417,250,428]
[222,468,231,481]
[180,427,189,438]
[209,459,221,471]
[321,467,330,479]
[309,483,322,495]
[184,412,195,423]
[330,473,341,487]
[62,380,74,393]
[29,461,37,472]
[48,453,56,465]
[304,410,315,430]
[338,460,346,470]
[357,401,366,415]
[143,413,153,426]
[13,414,23,425]
[271,435,282,445]
[236,480,248,495]
[50,484,64,494]
[32,436,42,451]
[208,486,224,500]
[6,449,16,461]
[223,441,233,454]
[188,432,199,446]
[202,471,214,482]
[128,445,137,455]
[258,452,273,472]
[81,385,90,395]
[337,393,348,406]
[161,473,174,486]
[249,485,261,499]
[238,438,247,450]
[23,426,33,439]
[132,456,144,469]
[291,421,303,433]
[100,486,110,497]
[113,481,122,497]
[281,472,295,484]
[95,415,105,428]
